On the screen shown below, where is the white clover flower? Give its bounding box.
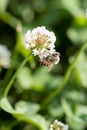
[24,26,60,70]
[50,120,68,130]
[32,48,39,56]
[0,44,11,68]
[24,26,56,59]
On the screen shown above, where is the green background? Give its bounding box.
[0,0,87,130]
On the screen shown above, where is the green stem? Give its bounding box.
[41,41,87,108]
[3,52,31,97]
[0,11,21,30]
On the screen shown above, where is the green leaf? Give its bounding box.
[61,97,87,129]
[14,101,47,130]
[0,98,47,130]
[16,67,33,90]
[74,52,87,88]
[0,97,15,113]
[48,105,63,117]
[67,27,87,44]
[66,90,86,103]
[76,105,87,121]
[61,98,73,116]
[0,0,9,12]
[0,126,11,130]
[33,67,51,91]
[15,101,40,116]
[66,115,86,130]
[0,98,24,118]
[61,0,82,16]
[23,114,48,130]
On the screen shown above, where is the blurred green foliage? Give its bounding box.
[0,0,87,130]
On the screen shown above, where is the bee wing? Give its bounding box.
[47,64,54,71]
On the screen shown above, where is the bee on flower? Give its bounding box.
[24,26,60,70]
[40,52,60,71]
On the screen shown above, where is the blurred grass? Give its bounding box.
[0,0,87,130]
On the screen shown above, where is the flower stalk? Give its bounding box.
[4,26,60,97]
[3,52,31,97]
[41,41,87,108]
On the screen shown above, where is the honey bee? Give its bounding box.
[40,52,60,71]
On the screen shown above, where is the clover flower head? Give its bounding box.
[50,120,68,130]
[0,44,11,68]
[24,26,56,59]
[24,26,60,70]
